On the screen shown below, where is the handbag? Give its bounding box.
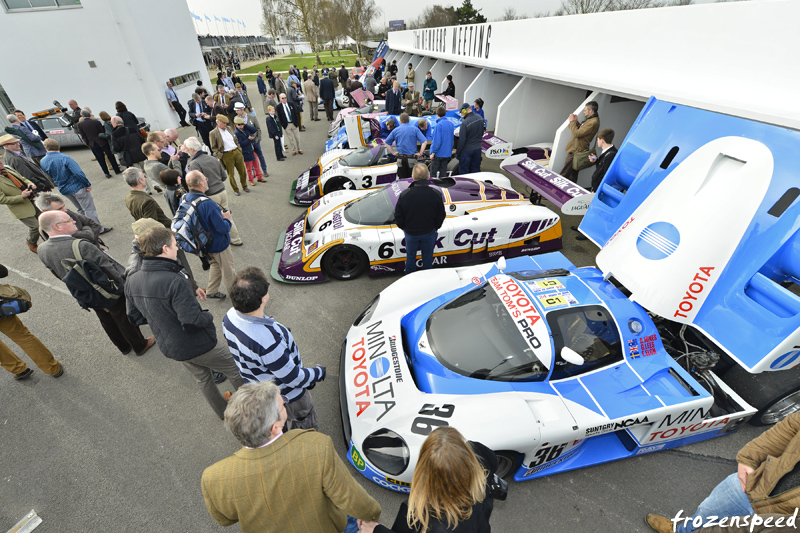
[0,284,32,317]
[572,145,596,172]
[486,472,508,501]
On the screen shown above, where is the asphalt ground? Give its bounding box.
[0,113,766,533]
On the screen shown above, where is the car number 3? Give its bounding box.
[411,404,455,436]
[530,443,567,467]
[362,176,372,188]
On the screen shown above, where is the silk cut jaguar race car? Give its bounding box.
[274,175,562,283]
[290,145,400,206]
[340,97,800,492]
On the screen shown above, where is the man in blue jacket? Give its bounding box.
[40,138,110,232]
[257,72,268,115]
[385,113,428,180]
[184,171,236,299]
[429,107,455,178]
[456,103,484,175]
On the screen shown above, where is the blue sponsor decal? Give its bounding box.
[370,357,391,379]
[636,221,680,260]
[770,349,800,370]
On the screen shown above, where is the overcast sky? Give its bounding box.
[185,0,727,36]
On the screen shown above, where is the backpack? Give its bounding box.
[171,195,214,256]
[0,284,32,317]
[60,240,123,310]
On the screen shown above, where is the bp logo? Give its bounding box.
[636,222,679,260]
[350,445,366,471]
[369,357,390,379]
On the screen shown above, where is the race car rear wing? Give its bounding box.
[581,97,800,373]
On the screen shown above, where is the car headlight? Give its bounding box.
[353,295,379,326]
[363,428,409,476]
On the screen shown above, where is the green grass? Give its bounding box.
[237,52,361,76]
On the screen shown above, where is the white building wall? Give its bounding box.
[0,0,208,131]
[463,70,521,131]
[386,1,800,130]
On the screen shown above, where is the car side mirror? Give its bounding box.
[496,256,507,273]
[561,346,585,366]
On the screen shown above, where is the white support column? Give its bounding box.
[445,63,480,106]
[463,69,520,131]
[415,56,435,79]
[429,59,453,91]
[551,93,646,187]
[496,77,586,156]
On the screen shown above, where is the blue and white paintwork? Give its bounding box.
[341,254,756,492]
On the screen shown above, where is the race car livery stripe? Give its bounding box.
[465,203,523,213]
[577,377,609,418]
[300,238,345,272]
[441,182,488,205]
[370,247,473,265]
[487,224,562,252]
[310,205,345,231]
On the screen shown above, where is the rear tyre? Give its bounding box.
[323,176,355,194]
[722,365,800,426]
[323,245,369,280]
[494,450,520,479]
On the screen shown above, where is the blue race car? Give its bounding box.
[340,97,800,492]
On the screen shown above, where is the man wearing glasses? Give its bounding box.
[276,93,302,156]
[222,267,324,430]
[202,381,381,533]
[37,210,156,357]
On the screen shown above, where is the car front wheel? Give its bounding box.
[494,450,520,479]
[323,245,369,280]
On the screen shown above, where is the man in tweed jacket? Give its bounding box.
[202,381,381,533]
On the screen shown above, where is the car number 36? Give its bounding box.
[411,404,455,436]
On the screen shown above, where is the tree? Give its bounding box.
[556,0,613,14]
[456,0,487,24]
[497,6,526,20]
[261,0,328,64]
[408,5,457,29]
[341,0,381,57]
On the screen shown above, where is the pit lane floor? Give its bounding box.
[0,117,763,532]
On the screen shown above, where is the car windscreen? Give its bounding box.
[547,306,623,380]
[340,147,375,167]
[426,284,549,381]
[343,188,395,225]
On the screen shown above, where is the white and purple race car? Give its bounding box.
[274,175,563,283]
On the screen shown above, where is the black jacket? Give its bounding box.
[375,442,497,533]
[457,113,484,155]
[111,125,146,167]
[117,110,139,134]
[266,113,283,138]
[319,77,335,100]
[125,257,216,361]
[385,88,402,116]
[395,181,446,236]
[276,102,299,129]
[338,66,349,84]
[590,146,617,192]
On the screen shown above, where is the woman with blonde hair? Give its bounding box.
[360,427,498,533]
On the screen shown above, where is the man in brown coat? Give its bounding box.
[209,115,249,196]
[560,100,600,183]
[303,76,319,122]
[202,381,381,533]
[647,413,800,533]
[0,155,41,253]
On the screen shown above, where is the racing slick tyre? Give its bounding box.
[447,158,460,173]
[722,364,800,426]
[323,176,356,194]
[323,245,369,280]
[494,450,521,479]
